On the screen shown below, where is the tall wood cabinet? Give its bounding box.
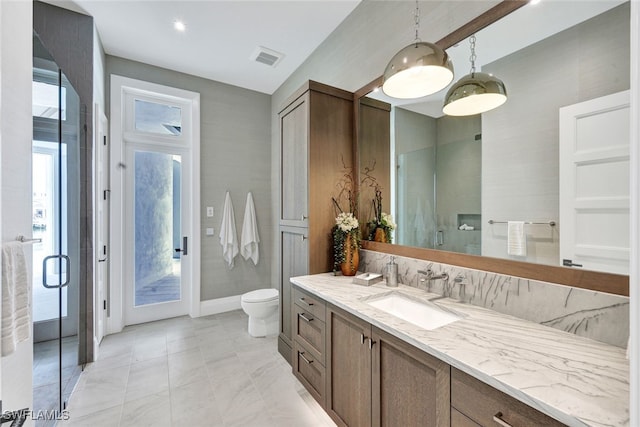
[278,81,353,363]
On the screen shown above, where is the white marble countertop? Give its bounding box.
[290,273,629,427]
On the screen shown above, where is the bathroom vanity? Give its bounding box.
[290,273,628,427]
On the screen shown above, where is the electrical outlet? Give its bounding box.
[206,228,214,236]
[206,206,214,217]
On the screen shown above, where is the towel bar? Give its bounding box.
[16,235,43,243]
[488,220,556,227]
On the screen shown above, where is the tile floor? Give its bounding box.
[33,336,82,427]
[60,310,336,427]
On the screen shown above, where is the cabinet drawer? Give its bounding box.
[451,407,481,427]
[294,304,325,364]
[293,287,326,322]
[294,341,326,406]
[451,368,566,427]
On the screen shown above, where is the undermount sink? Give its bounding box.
[364,292,462,330]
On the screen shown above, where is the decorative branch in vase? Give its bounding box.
[332,196,360,276]
[368,185,396,243]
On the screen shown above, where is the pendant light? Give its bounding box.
[443,35,507,116]
[382,1,454,99]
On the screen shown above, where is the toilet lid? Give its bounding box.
[242,288,279,303]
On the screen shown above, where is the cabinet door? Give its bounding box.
[280,95,308,225]
[278,227,309,363]
[371,326,450,427]
[326,306,372,427]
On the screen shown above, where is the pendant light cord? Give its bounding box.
[469,34,477,76]
[413,0,421,45]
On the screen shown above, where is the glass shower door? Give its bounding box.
[32,34,81,422]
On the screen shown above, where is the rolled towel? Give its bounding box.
[507,221,526,256]
[2,242,30,356]
[219,192,239,268]
[240,192,260,265]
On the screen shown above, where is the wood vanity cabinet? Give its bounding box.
[326,304,451,427]
[278,81,353,364]
[451,368,566,427]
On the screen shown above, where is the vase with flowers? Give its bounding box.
[332,198,360,276]
[368,186,396,243]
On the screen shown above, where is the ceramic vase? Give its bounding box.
[340,233,359,276]
[374,227,387,243]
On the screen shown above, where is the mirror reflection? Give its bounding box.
[359,0,630,275]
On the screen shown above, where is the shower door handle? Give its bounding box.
[175,236,188,256]
[42,254,71,289]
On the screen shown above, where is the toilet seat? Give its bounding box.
[241,288,278,303]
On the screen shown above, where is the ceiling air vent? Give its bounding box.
[250,46,284,68]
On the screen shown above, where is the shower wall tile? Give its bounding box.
[360,249,629,348]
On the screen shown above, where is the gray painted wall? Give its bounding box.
[482,2,630,264]
[106,56,272,301]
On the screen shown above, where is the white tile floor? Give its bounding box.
[61,310,336,427]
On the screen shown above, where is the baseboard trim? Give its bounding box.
[199,295,242,316]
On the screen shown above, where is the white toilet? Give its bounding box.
[240,288,279,337]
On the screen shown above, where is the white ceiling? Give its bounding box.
[56,0,361,95]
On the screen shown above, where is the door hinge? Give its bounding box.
[103,300,107,310]
[103,189,110,200]
[103,135,107,146]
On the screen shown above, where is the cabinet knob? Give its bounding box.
[360,333,367,345]
[300,235,308,242]
[368,338,376,350]
[301,215,308,221]
[492,412,513,427]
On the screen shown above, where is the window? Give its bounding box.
[134,99,182,136]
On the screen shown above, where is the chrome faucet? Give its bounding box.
[417,269,449,281]
[417,269,448,292]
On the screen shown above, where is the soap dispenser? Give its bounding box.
[386,256,398,287]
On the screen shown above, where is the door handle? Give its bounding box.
[562,259,583,267]
[175,236,188,256]
[42,254,71,289]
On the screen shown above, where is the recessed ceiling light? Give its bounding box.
[174,20,186,32]
[530,0,541,5]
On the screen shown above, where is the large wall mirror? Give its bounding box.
[356,0,630,295]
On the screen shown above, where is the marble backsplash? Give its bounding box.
[359,250,629,348]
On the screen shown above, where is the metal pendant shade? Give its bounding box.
[442,72,507,116]
[443,34,507,116]
[382,42,454,99]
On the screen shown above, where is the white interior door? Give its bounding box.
[110,75,200,330]
[559,90,630,275]
[95,106,108,348]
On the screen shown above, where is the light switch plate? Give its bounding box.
[206,227,214,236]
[206,206,214,217]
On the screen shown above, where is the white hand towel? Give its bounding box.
[240,192,260,265]
[507,221,527,256]
[219,192,239,268]
[2,242,30,356]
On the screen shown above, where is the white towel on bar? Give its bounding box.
[219,192,239,269]
[2,242,30,356]
[240,192,260,265]
[507,221,527,256]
